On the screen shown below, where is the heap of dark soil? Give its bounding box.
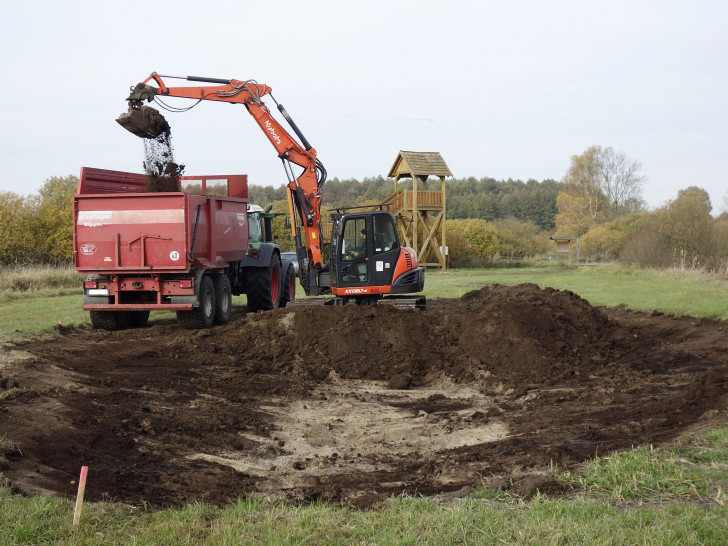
[203,284,623,393]
[1,283,726,507]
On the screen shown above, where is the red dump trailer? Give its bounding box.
[73,167,293,330]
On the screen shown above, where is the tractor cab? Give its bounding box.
[247,204,265,245]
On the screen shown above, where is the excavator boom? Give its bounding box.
[118,72,424,304]
[118,72,325,281]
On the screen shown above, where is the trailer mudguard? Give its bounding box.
[170,268,206,306]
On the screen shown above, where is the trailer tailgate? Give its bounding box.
[74,193,190,272]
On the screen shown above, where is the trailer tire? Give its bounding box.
[213,274,232,325]
[90,310,130,331]
[177,274,216,329]
[280,264,296,307]
[128,310,150,328]
[246,254,281,312]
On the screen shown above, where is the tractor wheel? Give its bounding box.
[128,310,150,328]
[212,274,232,325]
[90,310,130,331]
[246,254,281,312]
[177,274,216,329]
[280,264,296,307]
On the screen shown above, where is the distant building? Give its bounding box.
[550,236,575,259]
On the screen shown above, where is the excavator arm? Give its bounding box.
[121,72,326,282]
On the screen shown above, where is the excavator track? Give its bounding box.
[375,296,426,310]
[287,295,426,310]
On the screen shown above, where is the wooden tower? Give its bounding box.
[381,151,451,269]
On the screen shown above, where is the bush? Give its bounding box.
[447,219,500,267]
[445,230,481,267]
[580,213,646,261]
[492,217,550,258]
[620,189,727,274]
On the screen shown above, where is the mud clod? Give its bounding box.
[116,105,170,139]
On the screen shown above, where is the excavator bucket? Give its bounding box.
[116,105,170,139]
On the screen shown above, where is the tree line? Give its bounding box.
[555,146,728,274]
[0,175,76,265]
[251,175,562,230]
[2,147,726,275]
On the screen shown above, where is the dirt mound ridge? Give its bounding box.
[160,283,626,394]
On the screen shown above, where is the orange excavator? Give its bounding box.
[119,72,424,306]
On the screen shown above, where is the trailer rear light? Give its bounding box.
[251,248,259,259]
[84,280,97,289]
[179,280,193,289]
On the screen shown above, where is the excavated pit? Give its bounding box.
[1,284,726,508]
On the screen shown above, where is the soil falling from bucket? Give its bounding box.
[116,105,184,192]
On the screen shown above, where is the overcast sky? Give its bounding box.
[2,0,726,212]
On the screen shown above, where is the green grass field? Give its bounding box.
[1,263,726,341]
[1,264,727,543]
[426,264,728,319]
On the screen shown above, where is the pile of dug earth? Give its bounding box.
[1,284,726,508]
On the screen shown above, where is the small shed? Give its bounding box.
[550,236,576,259]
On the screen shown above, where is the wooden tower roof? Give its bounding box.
[387,151,452,180]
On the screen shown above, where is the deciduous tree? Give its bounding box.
[33,175,78,263]
[621,187,717,270]
[556,146,645,235]
[0,191,29,263]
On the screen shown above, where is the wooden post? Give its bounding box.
[441,175,447,270]
[412,176,418,257]
[73,466,88,527]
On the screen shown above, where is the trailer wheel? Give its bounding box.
[213,274,232,325]
[280,264,296,307]
[246,254,281,312]
[128,310,150,328]
[177,274,216,329]
[90,310,130,331]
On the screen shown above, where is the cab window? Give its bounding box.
[247,212,262,243]
[373,214,398,255]
[341,217,367,262]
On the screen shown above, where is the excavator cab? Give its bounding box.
[330,211,424,302]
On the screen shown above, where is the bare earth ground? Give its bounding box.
[1,284,727,508]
